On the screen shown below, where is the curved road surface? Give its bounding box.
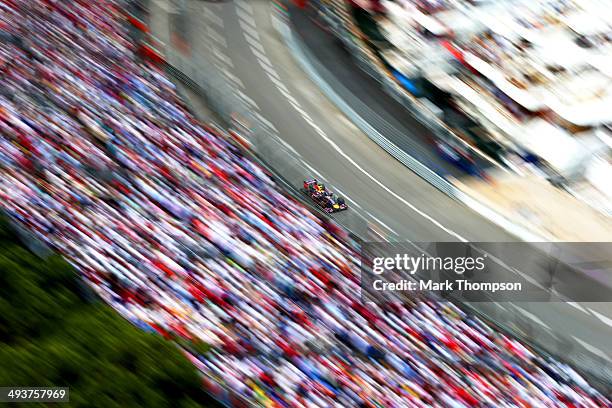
[150,0,612,389]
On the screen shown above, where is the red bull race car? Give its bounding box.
[302,179,348,213]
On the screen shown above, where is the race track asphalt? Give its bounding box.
[149,0,612,389]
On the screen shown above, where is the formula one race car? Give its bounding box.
[302,179,348,213]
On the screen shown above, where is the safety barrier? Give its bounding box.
[280,22,457,197]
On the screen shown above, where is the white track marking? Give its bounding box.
[278,138,299,155]
[236,7,255,26]
[253,112,278,132]
[235,0,253,14]
[212,47,233,68]
[513,306,552,330]
[216,64,231,77]
[251,48,273,67]
[302,161,324,179]
[235,90,259,110]
[276,85,292,99]
[207,27,227,48]
[272,81,294,100]
[253,51,270,68]
[203,8,224,27]
[300,111,313,123]
[566,301,589,314]
[261,64,280,79]
[223,71,244,88]
[152,0,175,13]
[292,104,308,116]
[370,227,387,240]
[271,79,290,94]
[367,212,397,234]
[239,20,260,40]
[572,336,610,360]
[292,112,468,241]
[590,309,612,328]
[245,34,265,53]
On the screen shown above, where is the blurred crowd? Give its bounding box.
[0,0,609,406]
[378,0,612,212]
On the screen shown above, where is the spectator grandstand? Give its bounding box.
[0,0,609,406]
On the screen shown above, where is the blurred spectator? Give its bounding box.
[0,1,608,407]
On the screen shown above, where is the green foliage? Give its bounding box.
[0,220,221,407]
[176,337,213,357]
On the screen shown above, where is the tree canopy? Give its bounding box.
[0,218,221,407]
